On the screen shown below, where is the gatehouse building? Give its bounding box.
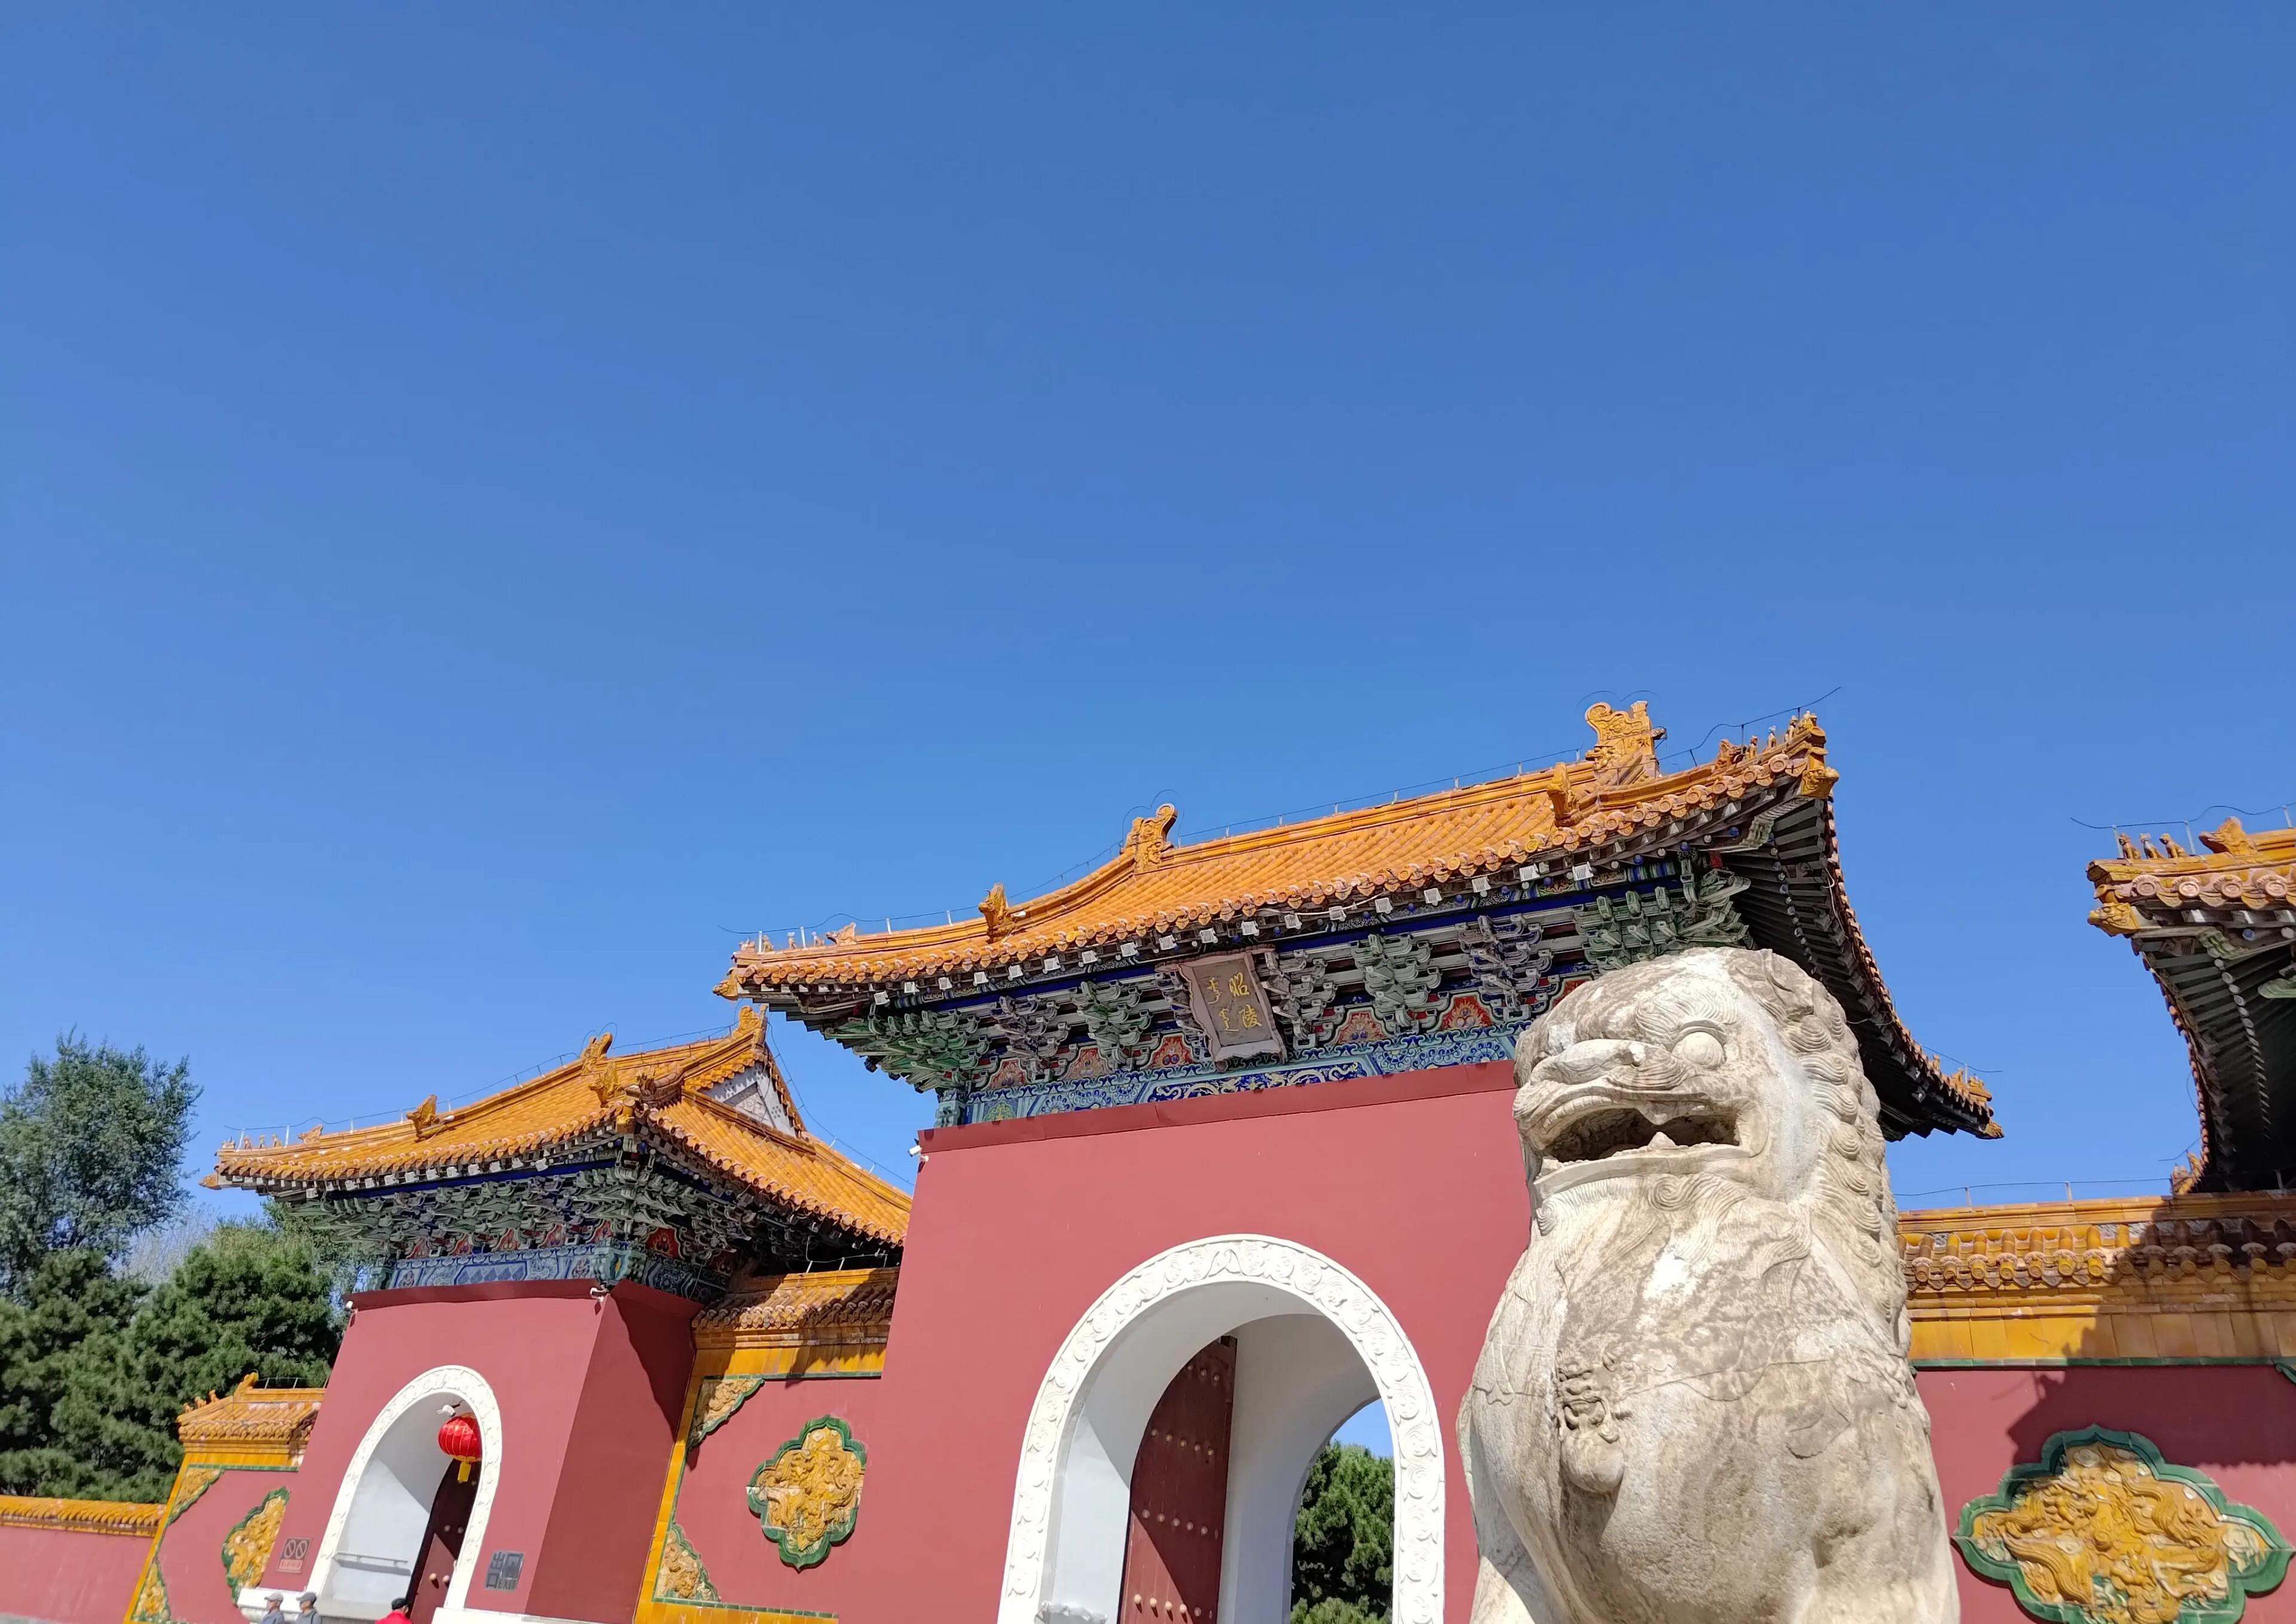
[4,704,2290,1624]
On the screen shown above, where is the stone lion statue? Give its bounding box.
[1459,948,1956,1623]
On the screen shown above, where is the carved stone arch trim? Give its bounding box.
[298,1364,505,1621]
[996,1234,1442,1624]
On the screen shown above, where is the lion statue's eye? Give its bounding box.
[1671,1028,1725,1069]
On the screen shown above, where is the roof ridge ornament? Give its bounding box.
[407,1095,443,1139]
[979,882,1016,940]
[2203,816,2260,856]
[1123,804,1178,869]
[582,1033,621,1107]
[1583,702,1663,786]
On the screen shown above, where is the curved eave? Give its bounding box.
[723,749,1818,996]
[726,722,1993,1140]
[2085,823,2296,1192]
[1723,796,1996,1140]
[215,1102,908,1248]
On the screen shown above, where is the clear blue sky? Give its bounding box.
[5,7,2291,1261]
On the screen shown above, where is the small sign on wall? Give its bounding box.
[483,1551,524,1592]
[277,1538,310,1575]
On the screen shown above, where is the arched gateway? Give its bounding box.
[304,1366,503,1624]
[999,1235,1444,1624]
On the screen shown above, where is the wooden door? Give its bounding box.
[1119,1336,1236,1623]
[405,1463,478,1624]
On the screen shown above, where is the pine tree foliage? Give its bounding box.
[1291,1441,1394,1623]
[0,1037,341,1501]
[0,1036,196,1297]
[47,1222,342,1501]
[0,1248,148,1494]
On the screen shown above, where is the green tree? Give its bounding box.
[0,1248,148,1494]
[0,1036,196,1297]
[51,1222,340,1500]
[1292,1604,1385,1624]
[1292,1441,1394,1623]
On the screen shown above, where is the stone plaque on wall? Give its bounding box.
[484,1551,524,1591]
[1180,953,1285,1063]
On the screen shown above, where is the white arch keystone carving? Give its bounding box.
[997,1234,1443,1624]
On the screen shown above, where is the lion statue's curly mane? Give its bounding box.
[1459,947,1956,1623]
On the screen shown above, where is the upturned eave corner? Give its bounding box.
[2075,812,2296,1192]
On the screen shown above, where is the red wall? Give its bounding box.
[528,1287,700,1622]
[666,1373,900,1619]
[0,1522,154,1624]
[841,1062,1530,1622]
[157,1466,302,1624]
[252,1281,697,1624]
[1920,1364,2296,1622]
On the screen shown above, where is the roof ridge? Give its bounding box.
[720,710,1827,993]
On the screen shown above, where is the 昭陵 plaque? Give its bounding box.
[1181,954,1286,1063]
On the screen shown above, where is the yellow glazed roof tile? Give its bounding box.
[209,1008,909,1246]
[2086,817,2296,934]
[720,706,1996,1137]
[176,1372,324,1449]
[722,705,1830,992]
[691,1266,899,1347]
[0,1496,164,1537]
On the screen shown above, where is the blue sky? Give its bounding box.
[5,0,2291,1292]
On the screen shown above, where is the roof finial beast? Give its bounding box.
[1123,805,1179,869]
[1583,702,1663,786]
[2202,816,2258,856]
[979,882,1015,940]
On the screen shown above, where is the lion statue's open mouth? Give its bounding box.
[1521,1086,1742,1188]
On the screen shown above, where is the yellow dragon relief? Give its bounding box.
[1963,1436,2287,1624]
[748,1420,865,1568]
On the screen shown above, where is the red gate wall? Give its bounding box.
[838,1061,1528,1622]
[240,1281,698,1624]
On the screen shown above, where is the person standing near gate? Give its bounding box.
[258,1595,286,1624]
[381,1596,413,1624]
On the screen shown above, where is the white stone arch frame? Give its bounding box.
[300,1364,504,1623]
[998,1235,1443,1624]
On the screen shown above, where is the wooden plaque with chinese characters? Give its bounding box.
[1180,954,1285,1063]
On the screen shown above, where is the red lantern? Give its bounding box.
[438,1412,482,1483]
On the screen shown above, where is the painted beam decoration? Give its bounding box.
[748,1417,866,1570]
[723,706,1998,1140]
[1955,1427,2290,1623]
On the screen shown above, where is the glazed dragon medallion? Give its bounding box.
[1956,1427,2289,1624]
[747,1416,865,1570]
[221,1488,291,1592]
